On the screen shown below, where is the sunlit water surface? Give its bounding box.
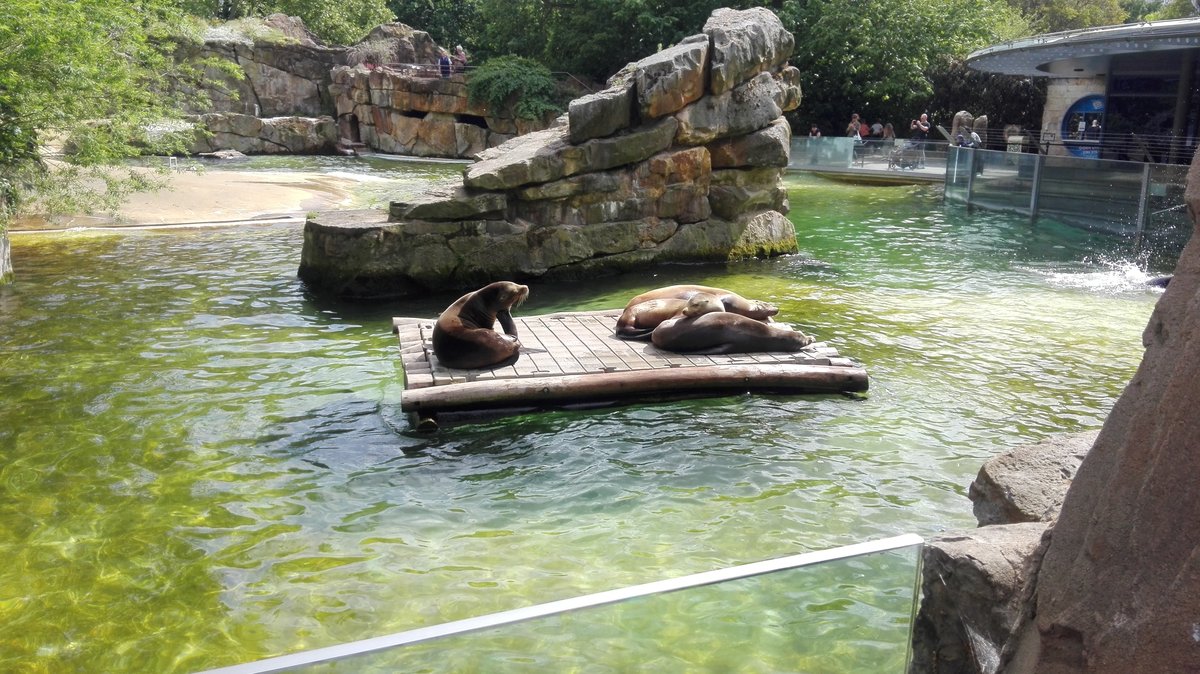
[0,167,1169,672]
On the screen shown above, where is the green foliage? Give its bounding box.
[270,0,394,44]
[1147,0,1198,19]
[926,62,1046,135]
[467,56,561,120]
[178,0,394,45]
[542,0,727,82]
[0,0,199,228]
[1122,0,1170,21]
[472,0,552,63]
[1004,0,1128,32]
[387,0,479,50]
[463,0,726,82]
[786,0,1032,133]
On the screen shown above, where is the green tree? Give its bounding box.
[467,56,562,119]
[927,62,1046,139]
[784,0,1031,134]
[177,0,394,45]
[1147,0,1198,19]
[387,0,479,51]
[543,0,728,82]
[270,0,394,44]
[0,0,199,230]
[1122,0,1170,21]
[1004,0,1127,32]
[472,0,553,62]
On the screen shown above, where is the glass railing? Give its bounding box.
[790,137,947,175]
[198,534,923,674]
[943,146,1191,257]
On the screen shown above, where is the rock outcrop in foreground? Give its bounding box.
[910,147,1200,673]
[910,432,1095,674]
[299,7,802,298]
[1001,148,1200,672]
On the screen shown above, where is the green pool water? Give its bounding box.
[0,167,1170,673]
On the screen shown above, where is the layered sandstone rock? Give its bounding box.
[173,15,442,155]
[300,7,802,298]
[330,65,553,158]
[187,113,337,154]
[173,14,351,119]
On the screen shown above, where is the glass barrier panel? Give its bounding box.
[1143,163,1192,265]
[301,545,920,674]
[1037,156,1143,235]
[970,151,1037,215]
[203,537,923,674]
[943,147,972,202]
[790,137,858,169]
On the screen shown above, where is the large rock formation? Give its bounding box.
[910,523,1050,674]
[173,15,443,155]
[187,113,337,154]
[299,7,802,298]
[1001,148,1200,673]
[174,14,352,119]
[329,65,553,159]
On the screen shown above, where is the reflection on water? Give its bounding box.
[0,171,1169,672]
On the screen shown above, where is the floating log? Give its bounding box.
[393,309,868,425]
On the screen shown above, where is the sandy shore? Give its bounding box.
[10,168,366,231]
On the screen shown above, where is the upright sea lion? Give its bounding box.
[615,284,779,340]
[651,293,815,355]
[432,281,529,369]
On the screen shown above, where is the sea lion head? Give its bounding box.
[744,300,780,319]
[682,293,725,318]
[477,281,529,312]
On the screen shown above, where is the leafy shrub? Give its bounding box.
[467,56,561,120]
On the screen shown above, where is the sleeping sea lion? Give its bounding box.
[432,281,529,369]
[615,284,779,340]
[615,298,691,339]
[651,293,815,355]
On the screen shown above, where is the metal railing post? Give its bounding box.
[965,148,977,207]
[1029,154,1045,223]
[1134,162,1153,250]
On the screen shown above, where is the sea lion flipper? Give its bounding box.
[497,309,518,336]
[615,326,655,340]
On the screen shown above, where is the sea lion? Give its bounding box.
[615,284,779,340]
[651,293,815,355]
[432,281,529,369]
[615,298,691,339]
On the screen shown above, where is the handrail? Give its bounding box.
[370,61,596,92]
[196,533,924,674]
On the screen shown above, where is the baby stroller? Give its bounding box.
[888,140,922,170]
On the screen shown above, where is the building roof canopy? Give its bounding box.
[967,18,1200,78]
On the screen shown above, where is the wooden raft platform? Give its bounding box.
[393,309,868,422]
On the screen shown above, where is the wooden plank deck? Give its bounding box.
[394,309,868,423]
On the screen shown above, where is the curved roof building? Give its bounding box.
[966,18,1200,163]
